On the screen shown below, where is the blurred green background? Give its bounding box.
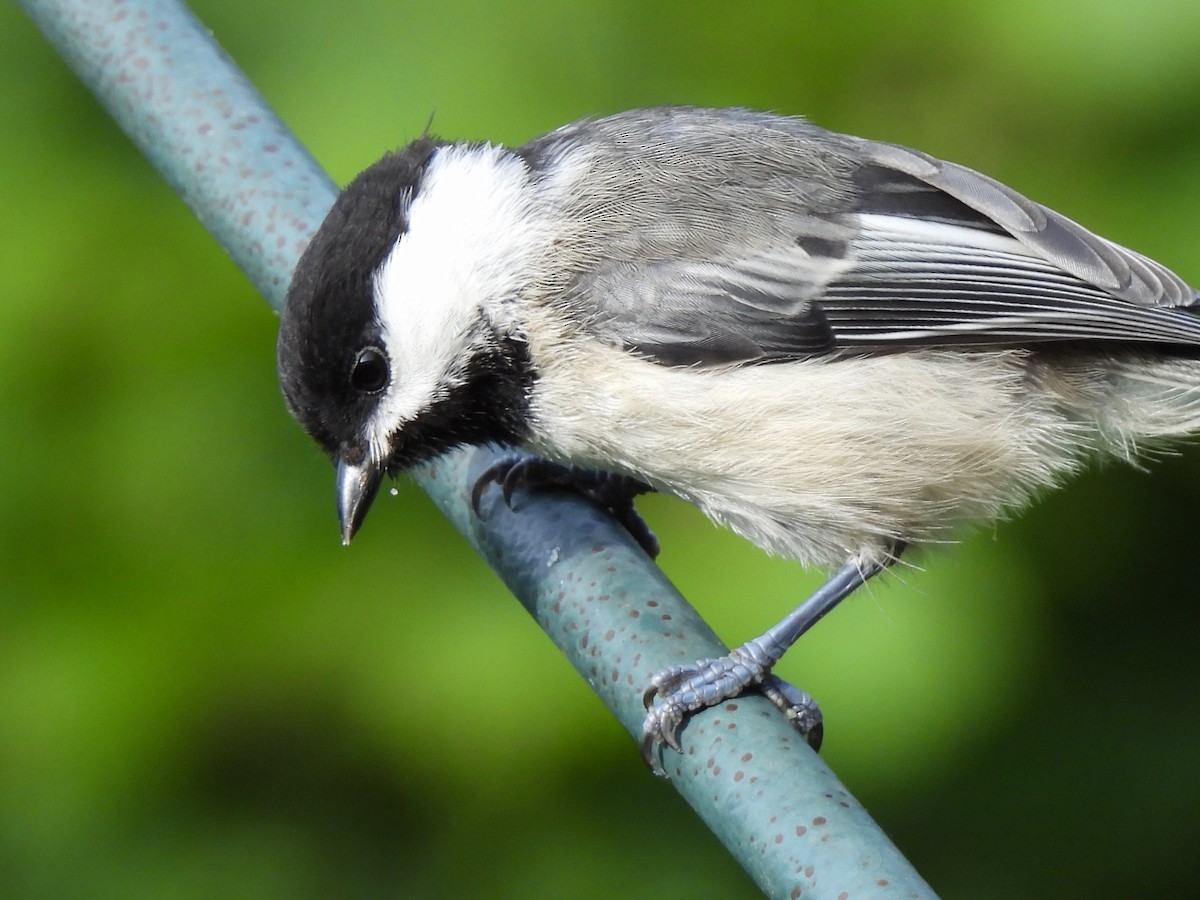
[4,0,1200,896]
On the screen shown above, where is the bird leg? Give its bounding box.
[640,549,900,777]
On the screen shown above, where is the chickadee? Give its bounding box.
[277,106,1200,771]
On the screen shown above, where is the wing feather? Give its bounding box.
[857,140,1195,307]
[569,114,1200,367]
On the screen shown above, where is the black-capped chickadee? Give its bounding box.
[277,106,1200,771]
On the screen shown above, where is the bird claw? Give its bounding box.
[471,452,530,516]
[471,453,660,557]
[639,652,824,777]
[759,675,824,752]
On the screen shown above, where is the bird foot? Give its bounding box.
[471,453,659,557]
[640,648,822,777]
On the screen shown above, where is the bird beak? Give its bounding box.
[336,456,385,545]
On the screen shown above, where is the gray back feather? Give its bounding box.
[519,107,1199,367]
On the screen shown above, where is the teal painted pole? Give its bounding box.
[19,1,938,896]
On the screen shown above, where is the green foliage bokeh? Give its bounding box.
[3,1,1199,896]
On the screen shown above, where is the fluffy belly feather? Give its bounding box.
[525,341,1097,568]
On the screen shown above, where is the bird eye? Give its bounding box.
[350,346,389,394]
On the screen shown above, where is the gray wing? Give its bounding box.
[579,130,1200,367]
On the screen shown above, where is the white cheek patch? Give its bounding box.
[364,143,554,459]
